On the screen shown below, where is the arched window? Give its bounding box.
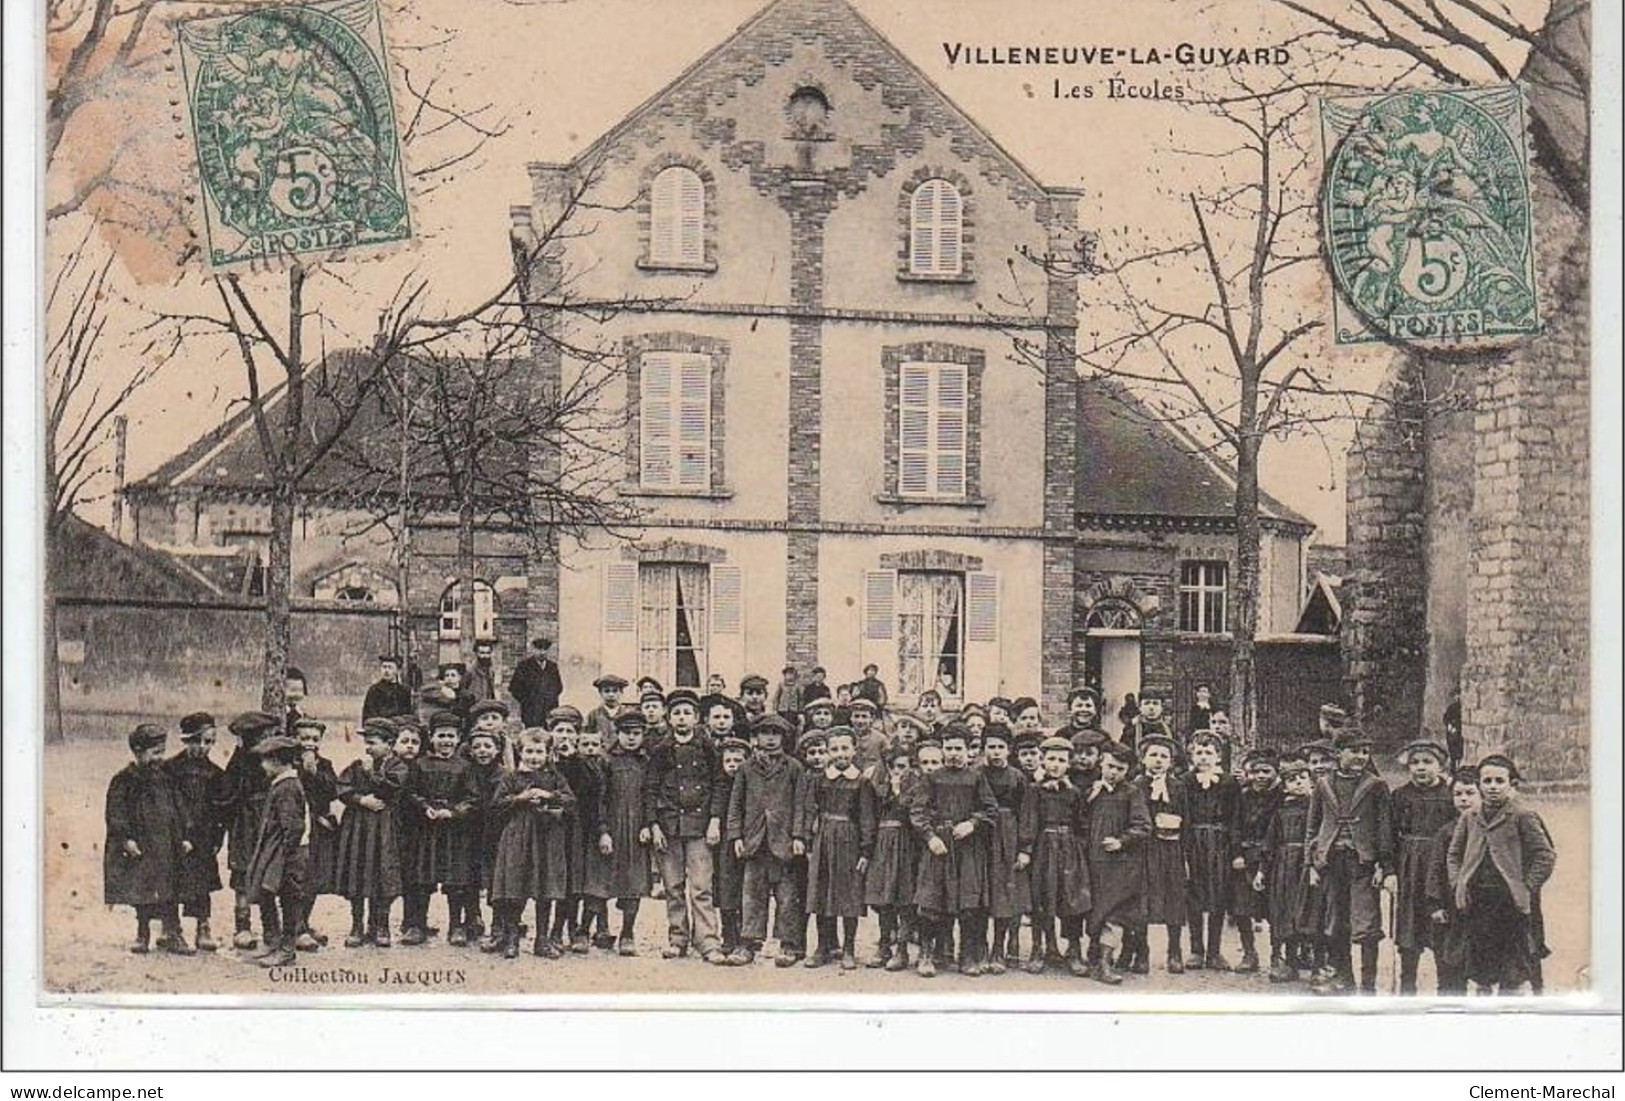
[1084,598,1144,632]
[909,178,963,276]
[649,166,705,266]
[439,579,495,642]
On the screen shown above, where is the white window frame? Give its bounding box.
[1178,561,1229,635]
[898,361,968,499]
[909,178,963,276]
[439,579,496,642]
[649,166,705,267]
[639,351,712,491]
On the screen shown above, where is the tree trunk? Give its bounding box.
[43,524,66,745]
[261,483,296,716]
[1231,432,1262,748]
[458,490,478,665]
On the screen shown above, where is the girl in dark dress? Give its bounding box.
[601,712,652,954]
[1390,740,1459,994]
[105,725,193,955]
[1086,741,1151,976]
[1132,734,1190,973]
[165,714,225,952]
[909,726,998,977]
[977,725,1031,974]
[1259,755,1314,982]
[489,730,577,959]
[1018,736,1094,977]
[335,720,408,946]
[1183,731,1238,971]
[1230,748,1282,974]
[799,728,877,970]
[402,713,480,946]
[294,719,340,950]
[573,725,614,948]
[864,744,919,971]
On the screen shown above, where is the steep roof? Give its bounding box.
[1076,378,1314,530]
[53,514,224,600]
[559,0,1058,202]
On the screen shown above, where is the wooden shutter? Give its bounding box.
[640,353,674,487]
[935,364,967,497]
[676,353,711,489]
[963,570,1001,701]
[601,562,639,683]
[898,363,932,496]
[708,564,744,685]
[910,180,962,275]
[910,184,937,273]
[677,168,704,264]
[860,569,899,696]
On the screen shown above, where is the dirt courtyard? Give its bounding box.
[37,734,1593,999]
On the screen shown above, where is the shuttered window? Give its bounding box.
[898,362,968,498]
[650,166,705,266]
[640,352,711,490]
[909,178,963,276]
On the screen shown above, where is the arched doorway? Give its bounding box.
[1083,597,1142,737]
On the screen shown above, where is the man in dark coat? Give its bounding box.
[509,637,565,728]
[362,655,415,724]
[104,724,194,955]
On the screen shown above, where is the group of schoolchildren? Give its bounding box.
[102,670,1557,996]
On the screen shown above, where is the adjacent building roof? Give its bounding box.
[52,513,225,600]
[1075,378,1314,532]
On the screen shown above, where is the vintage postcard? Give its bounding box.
[33,0,1598,1012]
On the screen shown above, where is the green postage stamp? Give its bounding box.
[178,0,412,269]
[1320,85,1539,346]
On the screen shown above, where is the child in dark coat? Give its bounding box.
[864,742,918,971]
[551,706,602,952]
[1257,754,1315,982]
[465,726,506,949]
[572,722,615,948]
[166,712,225,952]
[798,727,877,970]
[712,736,750,960]
[402,712,480,946]
[977,724,1031,974]
[293,718,340,951]
[908,724,998,977]
[489,729,577,959]
[1446,755,1556,994]
[105,724,194,955]
[1390,739,1458,994]
[1018,736,1094,978]
[1086,740,1151,976]
[1183,730,1238,971]
[217,710,279,949]
[1307,727,1393,995]
[601,711,652,955]
[335,719,408,946]
[1229,747,1282,974]
[725,714,806,967]
[1426,767,1480,994]
[244,735,310,967]
[1131,733,1190,974]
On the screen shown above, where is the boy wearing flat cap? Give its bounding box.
[587,674,632,743]
[1307,725,1393,995]
[643,687,728,963]
[713,734,752,960]
[725,714,805,966]
[1390,739,1457,994]
[105,724,194,955]
[166,712,225,952]
[218,710,281,949]
[244,735,309,967]
[737,674,771,726]
[1230,747,1283,974]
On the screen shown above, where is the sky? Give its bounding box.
[50,0,1499,545]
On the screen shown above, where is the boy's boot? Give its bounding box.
[839,917,860,970]
[1269,941,1298,983]
[194,918,219,953]
[232,897,257,950]
[1399,948,1421,996]
[1313,942,1354,995]
[345,901,367,948]
[805,917,835,968]
[592,901,617,951]
[916,924,938,979]
[1358,940,1380,995]
[617,900,640,956]
[958,916,984,977]
[155,908,195,955]
[502,908,522,960]
[480,909,506,953]
[252,905,283,961]
[399,893,426,946]
[1128,930,1151,975]
[1097,946,1125,986]
[1166,925,1186,974]
[986,919,1009,975]
[129,914,152,955]
[1186,917,1206,970]
[1023,921,1047,974]
[294,906,321,952]
[1236,919,1260,973]
[371,901,393,948]
[1205,913,1232,971]
[867,912,895,968]
[570,900,592,954]
[257,933,296,968]
[1065,936,1089,978]
[886,915,913,972]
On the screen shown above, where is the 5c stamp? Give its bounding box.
[178,0,412,270]
[1320,85,1539,347]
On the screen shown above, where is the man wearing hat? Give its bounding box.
[104,723,193,955]
[587,673,631,742]
[362,655,415,725]
[166,712,226,952]
[220,711,281,949]
[771,665,802,723]
[1306,724,1393,995]
[644,686,728,963]
[244,735,310,968]
[509,638,565,728]
[467,640,500,705]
